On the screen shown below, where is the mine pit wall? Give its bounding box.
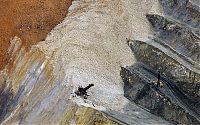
[120,0,200,124]
[121,67,199,125]
[0,38,58,124]
[0,0,168,124]
[0,37,120,125]
[129,40,200,83]
[146,14,200,63]
[129,40,200,102]
[159,0,200,28]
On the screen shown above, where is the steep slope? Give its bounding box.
[123,0,200,124]
[0,0,172,124]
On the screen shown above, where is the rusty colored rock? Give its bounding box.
[0,0,72,70]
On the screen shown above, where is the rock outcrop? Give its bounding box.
[0,0,199,124]
[0,0,173,124]
[123,0,200,124]
[60,104,120,125]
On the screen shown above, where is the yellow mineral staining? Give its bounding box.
[60,105,119,125]
[9,49,44,94]
[1,45,57,124]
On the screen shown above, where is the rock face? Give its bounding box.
[0,0,173,124]
[0,0,199,124]
[123,0,200,124]
[60,104,120,125]
[121,64,200,124]
[0,0,72,70]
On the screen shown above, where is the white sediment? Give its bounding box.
[1,0,173,124]
[35,0,163,110]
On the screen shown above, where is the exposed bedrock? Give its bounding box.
[0,38,119,125]
[0,0,199,124]
[128,39,200,82]
[159,0,200,28]
[125,1,200,106]
[0,0,173,124]
[120,65,200,124]
[0,73,13,123]
[146,14,200,63]
[0,38,170,125]
[123,1,200,124]
[127,39,200,106]
[60,104,121,125]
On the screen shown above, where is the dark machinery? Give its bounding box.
[74,84,94,99]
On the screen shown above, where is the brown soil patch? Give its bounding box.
[0,0,72,70]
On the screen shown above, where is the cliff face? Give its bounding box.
[0,0,199,124]
[123,0,200,124]
[0,0,173,124]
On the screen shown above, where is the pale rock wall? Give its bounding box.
[0,0,172,124]
[36,0,163,110]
